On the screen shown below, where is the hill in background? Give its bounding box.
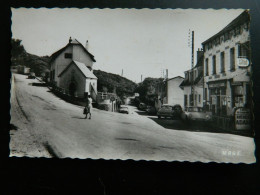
[93,69,137,100]
[11,38,51,76]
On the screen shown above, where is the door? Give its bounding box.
[69,82,76,97]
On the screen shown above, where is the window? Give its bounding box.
[204,88,207,101]
[224,32,229,41]
[184,95,187,107]
[208,42,212,49]
[205,58,209,76]
[220,52,225,73]
[238,42,250,58]
[212,55,216,75]
[53,70,55,80]
[199,94,201,103]
[230,47,235,71]
[189,94,194,106]
[190,71,193,82]
[185,72,189,80]
[64,53,72,59]
[215,37,220,45]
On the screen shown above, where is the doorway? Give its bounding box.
[69,82,76,96]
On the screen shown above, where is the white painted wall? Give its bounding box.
[167,77,184,108]
[72,45,94,69]
[50,46,73,84]
[85,79,97,94]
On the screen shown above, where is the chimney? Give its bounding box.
[69,37,72,43]
[85,40,89,50]
[197,48,204,63]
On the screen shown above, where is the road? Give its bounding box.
[10,74,256,163]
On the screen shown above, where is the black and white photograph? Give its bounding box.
[10,8,255,163]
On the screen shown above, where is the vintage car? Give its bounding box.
[157,104,183,119]
[138,103,147,111]
[181,107,212,122]
[119,106,129,114]
[146,106,157,115]
[27,72,36,79]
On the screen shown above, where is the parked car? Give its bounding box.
[146,106,157,115]
[28,72,36,79]
[119,106,129,114]
[181,107,212,122]
[157,104,183,119]
[138,103,147,111]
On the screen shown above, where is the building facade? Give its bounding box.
[166,76,184,107]
[49,38,97,99]
[202,10,251,117]
[180,49,204,109]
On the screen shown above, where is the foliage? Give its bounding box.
[135,77,164,105]
[11,38,51,76]
[93,69,137,100]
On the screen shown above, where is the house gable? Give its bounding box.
[50,39,96,64]
[58,61,97,79]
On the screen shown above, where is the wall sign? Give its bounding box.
[237,57,249,67]
[235,107,251,130]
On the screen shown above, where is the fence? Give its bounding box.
[50,85,87,107]
[211,115,233,131]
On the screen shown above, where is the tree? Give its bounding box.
[11,39,26,66]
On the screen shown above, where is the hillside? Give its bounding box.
[93,69,137,99]
[11,38,51,76]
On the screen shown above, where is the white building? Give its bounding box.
[180,49,204,108]
[166,76,184,107]
[49,38,97,98]
[202,10,251,117]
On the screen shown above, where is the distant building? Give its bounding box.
[49,38,97,99]
[180,48,204,108]
[166,76,184,107]
[202,10,251,117]
[17,65,30,75]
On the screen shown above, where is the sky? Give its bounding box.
[11,8,244,83]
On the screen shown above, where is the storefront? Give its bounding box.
[208,80,251,116]
[208,80,228,116]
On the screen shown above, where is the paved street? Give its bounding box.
[10,74,255,163]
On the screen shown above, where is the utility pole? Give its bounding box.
[191,31,194,106]
[121,69,123,77]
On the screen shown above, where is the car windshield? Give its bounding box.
[161,106,173,110]
[187,107,203,112]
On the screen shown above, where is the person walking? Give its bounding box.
[84,95,92,119]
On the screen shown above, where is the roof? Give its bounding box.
[50,38,96,63]
[179,71,203,87]
[202,10,250,45]
[58,60,97,79]
[167,76,184,81]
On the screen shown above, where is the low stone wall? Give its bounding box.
[51,88,87,107]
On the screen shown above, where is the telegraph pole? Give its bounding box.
[191,31,194,106]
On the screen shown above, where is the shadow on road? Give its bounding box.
[147,117,253,137]
[71,116,87,119]
[135,110,147,116]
